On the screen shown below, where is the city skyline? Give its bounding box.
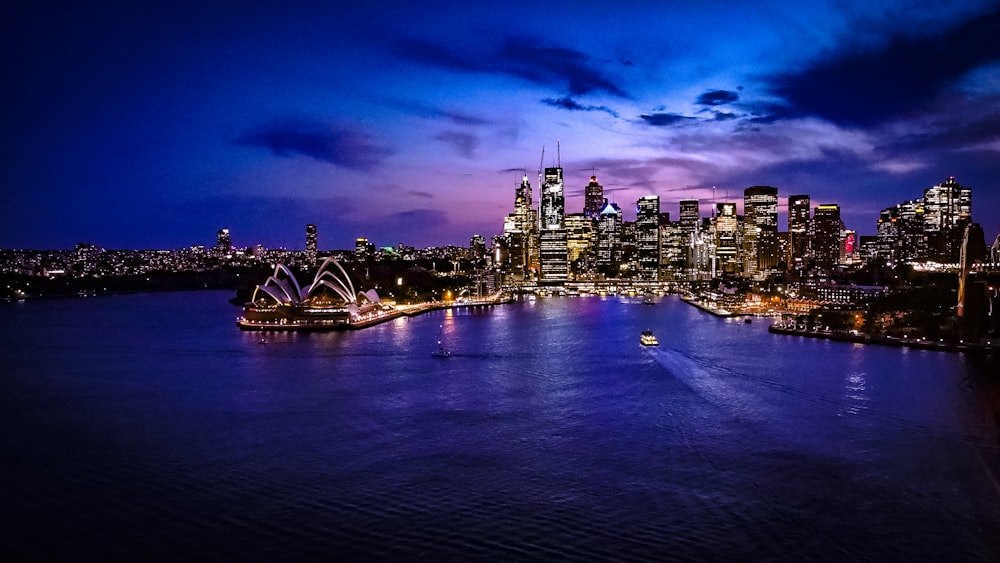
[3,1,999,250]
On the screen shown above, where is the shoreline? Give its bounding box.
[767,324,999,355]
[237,296,514,332]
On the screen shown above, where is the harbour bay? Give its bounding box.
[3,290,999,560]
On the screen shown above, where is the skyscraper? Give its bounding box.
[787,195,810,271]
[305,223,318,266]
[812,204,842,270]
[502,174,537,280]
[596,200,622,268]
[714,203,739,273]
[636,195,661,281]
[583,175,604,219]
[923,176,972,262]
[679,199,700,235]
[538,167,568,283]
[743,186,779,277]
[216,228,231,253]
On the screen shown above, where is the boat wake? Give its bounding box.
[644,346,767,422]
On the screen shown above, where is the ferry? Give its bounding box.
[640,329,659,347]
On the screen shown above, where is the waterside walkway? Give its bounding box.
[768,323,999,355]
[240,294,515,332]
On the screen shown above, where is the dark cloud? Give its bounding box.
[768,8,1000,127]
[541,97,620,117]
[408,191,435,199]
[435,131,480,159]
[377,96,493,126]
[237,120,390,170]
[696,89,740,106]
[639,113,694,127]
[394,36,628,98]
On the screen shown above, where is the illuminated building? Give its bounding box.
[564,213,594,275]
[788,195,810,272]
[923,176,972,262]
[355,237,375,260]
[305,223,317,266]
[237,257,383,331]
[596,200,622,268]
[743,186,779,278]
[583,175,604,219]
[636,195,661,281]
[714,203,740,274]
[216,228,231,253]
[502,174,537,280]
[538,167,568,283]
[812,204,843,270]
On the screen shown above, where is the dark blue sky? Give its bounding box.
[3,0,999,250]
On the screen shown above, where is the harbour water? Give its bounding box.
[3,291,999,560]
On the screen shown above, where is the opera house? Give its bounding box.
[237,257,386,330]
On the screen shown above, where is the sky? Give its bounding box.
[3,0,1000,251]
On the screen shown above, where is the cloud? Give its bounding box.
[638,113,695,127]
[696,89,740,106]
[767,8,1000,127]
[237,120,390,170]
[394,36,628,98]
[435,131,480,159]
[408,190,435,199]
[541,97,619,117]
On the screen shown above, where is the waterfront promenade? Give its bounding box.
[767,323,999,355]
[238,293,514,331]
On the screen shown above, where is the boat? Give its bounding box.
[431,324,451,357]
[640,329,659,346]
[642,295,655,305]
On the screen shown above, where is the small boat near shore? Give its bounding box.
[640,329,659,346]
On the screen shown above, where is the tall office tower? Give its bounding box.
[503,174,537,280]
[355,237,375,260]
[596,200,622,268]
[538,167,568,283]
[714,203,740,274]
[897,199,926,261]
[876,206,900,264]
[659,218,685,281]
[922,176,972,262]
[305,224,318,266]
[564,213,594,276]
[788,195,811,271]
[636,195,661,281]
[583,175,604,219]
[678,199,700,276]
[679,199,700,235]
[811,204,843,270]
[470,234,487,261]
[743,186,779,278]
[216,228,232,253]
